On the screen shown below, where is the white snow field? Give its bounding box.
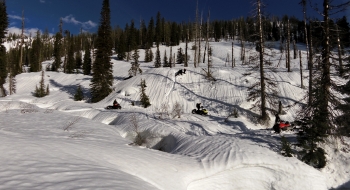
[0,41,349,190]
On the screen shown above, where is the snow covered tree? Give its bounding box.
[139,79,151,108]
[90,0,114,103]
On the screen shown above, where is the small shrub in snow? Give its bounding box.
[281,136,293,157]
[172,101,183,118]
[74,85,84,101]
[128,113,159,146]
[154,102,169,119]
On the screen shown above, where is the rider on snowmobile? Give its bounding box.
[113,99,119,107]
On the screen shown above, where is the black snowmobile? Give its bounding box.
[105,105,122,109]
[192,106,208,115]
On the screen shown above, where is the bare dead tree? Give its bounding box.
[299,50,304,89]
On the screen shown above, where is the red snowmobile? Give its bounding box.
[273,121,294,133]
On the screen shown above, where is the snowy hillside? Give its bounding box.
[0,41,349,190]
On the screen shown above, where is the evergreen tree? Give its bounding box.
[140,79,151,108]
[176,47,184,64]
[154,45,161,68]
[295,0,345,168]
[75,50,82,71]
[117,31,126,60]
[7,48,17,95]
[34,70,48,97]
[83,43,92,75]
[281,136,293,157]
[144,48,150,62]
[155,12,162,46]
[149,48,154,62]
[30,30,42,72]
[128,49,142,76]
[52,32,63,71]
[163,50,169,67]
[0,0,8,96]
[90,0,114,103]
[146,17,155,48]
[65,34,75,74]
[336,81,350,136]
[74,85,84,101]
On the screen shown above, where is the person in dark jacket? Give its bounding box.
[275,113,281,124]
[196,103,201,111]
[113,99,119,107]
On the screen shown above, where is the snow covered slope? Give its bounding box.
[0,41,349,190]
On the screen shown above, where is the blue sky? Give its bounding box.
[6,0,347,36]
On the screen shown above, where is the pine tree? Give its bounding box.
[140,79,151,108]
[65,34,75,74]
[30,30,42,72]
[52,32,63,71]
[83,43,92,75]
[281,136,293,157]
[149,48,154,62]
[336,81,350,136]
[154,45,161,68]
[155,12,162,46]
[34,70,48,98]
[176,47,184,64]
[146,17,155,48]
[144,48,150,62]
[128,49,142,76]
[0,0,8,97]
[7,49,17,95]
[163,50,169,67]
[75,50,82,71]
[117,31,126,60]
[295,0,345,168]
[74,85,84,101]
[90,0,114,103]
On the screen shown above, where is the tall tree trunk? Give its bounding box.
[287,19,291,72]
[19,10,24,73]
[299,50,304,89]
[258,0,267,120]
[301,0,309,70]
[185,29,188,67]
[320,0,330,123]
